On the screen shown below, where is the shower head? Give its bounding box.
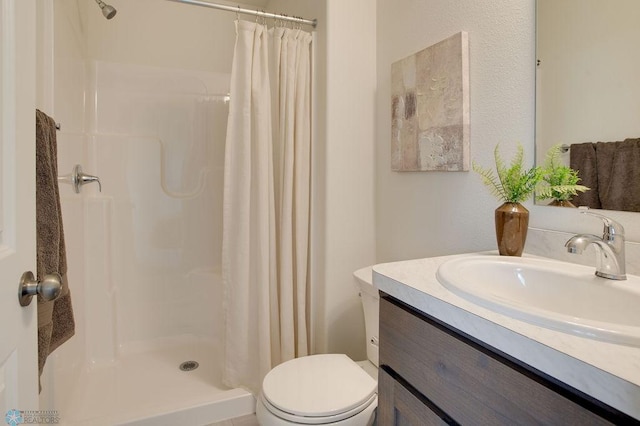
[94,0,117,20]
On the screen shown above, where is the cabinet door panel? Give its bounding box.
[380,296,613,425]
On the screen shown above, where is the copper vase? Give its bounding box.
[495,202,529,256]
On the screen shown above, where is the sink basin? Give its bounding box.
[436,255,640,346]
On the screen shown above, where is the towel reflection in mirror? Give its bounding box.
[570,138,640,212]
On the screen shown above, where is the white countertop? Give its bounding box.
[373,252,640,420]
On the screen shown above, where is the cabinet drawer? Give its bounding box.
[380,296,614,425]
[378,366,451,426]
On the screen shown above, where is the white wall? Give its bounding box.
[85,0,235,72]
[318,0,377,358]
[376,0,536,262]
[376,0,640,264]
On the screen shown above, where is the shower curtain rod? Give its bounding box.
[165,0,317,28]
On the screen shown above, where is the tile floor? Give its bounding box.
[209,414,259,426]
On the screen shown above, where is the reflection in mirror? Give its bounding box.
[535,0,640,211]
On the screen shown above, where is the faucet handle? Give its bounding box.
[58,164,102,194]
[581,211,624,240]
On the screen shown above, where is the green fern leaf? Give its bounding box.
[474,143,541,203]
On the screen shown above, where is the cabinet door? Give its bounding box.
[378,366,455,426]
[380,296,618,425]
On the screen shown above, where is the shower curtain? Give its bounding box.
[222,20,312,394]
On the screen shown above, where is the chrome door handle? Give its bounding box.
[58,164,102,193]
[18,271,61,306]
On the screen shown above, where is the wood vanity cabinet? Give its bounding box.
[378,294,638,426]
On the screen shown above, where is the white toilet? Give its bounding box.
[256,266,379,425]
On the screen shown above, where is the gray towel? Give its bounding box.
[35,110,75,389]
[596,138,640,212]
[570,142,600,209]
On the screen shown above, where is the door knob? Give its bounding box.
[18,271,62,306]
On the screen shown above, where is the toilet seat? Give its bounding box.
[260,392,377,424]
[260,354,377,424]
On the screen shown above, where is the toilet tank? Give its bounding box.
[353,266,379,367]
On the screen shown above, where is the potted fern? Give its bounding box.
[473,144,542,256]
[536,144,589,207]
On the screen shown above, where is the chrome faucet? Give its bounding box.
[565,212,626,280]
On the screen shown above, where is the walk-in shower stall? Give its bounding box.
[37,0,316,424]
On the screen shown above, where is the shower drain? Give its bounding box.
[179,360,199,371]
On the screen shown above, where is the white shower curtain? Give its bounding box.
[222,20,312,394]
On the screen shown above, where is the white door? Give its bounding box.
[0,0,40,420]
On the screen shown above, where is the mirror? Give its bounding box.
[535,0,640,211]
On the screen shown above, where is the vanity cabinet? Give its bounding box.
[378,294,635,425]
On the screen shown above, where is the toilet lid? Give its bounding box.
[262,354,377,418]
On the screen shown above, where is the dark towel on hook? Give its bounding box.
[570,142,600,209]
[596,138,640,212]
[35,110,75,390]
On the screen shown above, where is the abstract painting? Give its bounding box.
[391,32,469,171]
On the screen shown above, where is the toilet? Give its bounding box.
[256,266,379,425]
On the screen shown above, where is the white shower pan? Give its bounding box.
[47,335,253,425]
